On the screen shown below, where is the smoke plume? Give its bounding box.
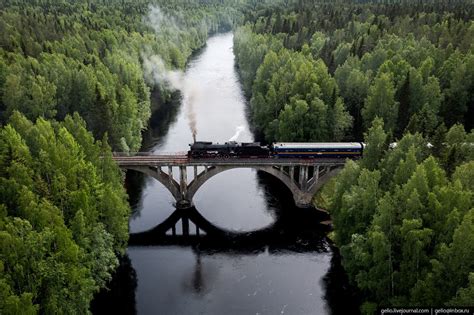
[142,5,198,141]
[184,88,198,142]
[142,55,185,90]
[229,125,245,142]
[145,6,179,35]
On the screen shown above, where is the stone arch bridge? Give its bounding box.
[113,154,346,208]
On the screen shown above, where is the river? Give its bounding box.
[92,33,359,315]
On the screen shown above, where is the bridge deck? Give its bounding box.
[112,155,349,166]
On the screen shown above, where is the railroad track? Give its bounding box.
[111,154,349,166]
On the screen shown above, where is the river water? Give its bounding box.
[92,33,358,315]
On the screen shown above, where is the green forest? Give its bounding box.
[1,0,473,313]
[233,0,474,312]
[0,0,243,313]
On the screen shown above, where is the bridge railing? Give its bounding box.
[112,152,188,157]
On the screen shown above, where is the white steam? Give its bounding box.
[145,6,179,35]
[142,55,185,90]
[229,125,245,142]
[142,5,199,141]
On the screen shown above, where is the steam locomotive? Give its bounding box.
[188,141,364,159]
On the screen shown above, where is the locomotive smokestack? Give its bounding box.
[193,133,196,143]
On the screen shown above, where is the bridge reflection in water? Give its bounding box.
[129,202,330,247]
[129,205,331,247]
[92,172,361,315]
[127,165,333,246]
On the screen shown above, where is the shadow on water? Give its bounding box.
[129,170,331,249]
[92,171,361,314]
[323,246,362,315]
[94,33,361,314]
[90,255,137,315]
[124,171,146,219]
[140,89,182,151]
[128,204,331,252]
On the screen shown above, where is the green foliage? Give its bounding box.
[0,1,247,313]
[235,0,474,142]
[362,73,398,133]
[449,273,474,306]
[234,25,284,95]
[2,0,473,312]
[329,129,474,309]
[361,118,388,171]
[240,46,351,142]
[0,113,130,314]
[234,0,474,311]
[439,124,474,175]
[0,0,243,151]
[335,59,369,139]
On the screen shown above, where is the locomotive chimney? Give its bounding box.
[193,133,196,143]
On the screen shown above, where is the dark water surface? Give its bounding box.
[92,33,359,315]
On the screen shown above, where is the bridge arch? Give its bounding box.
[307,166,342,196]
[118,160,345,208]
[125,166,181,202]
[186,165,302,204]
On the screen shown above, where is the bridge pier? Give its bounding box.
[293,192,316,208]
[177,166,193,209]
[176,199,193,209]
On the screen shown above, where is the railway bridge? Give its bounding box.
[113,154,347,208]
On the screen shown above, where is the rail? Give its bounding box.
[111,155,350,166]
[112,151,188,157]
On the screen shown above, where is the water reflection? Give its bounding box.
[92,33,360,314]
[141,90,182,151]
[323,247,362,315]
[90,255,137,315]
[191,252,204,294]
[129,169,331,248]
[92,238,362,314]
[128,33,275,233]
[93,198,359,315]
[122,171,338,314]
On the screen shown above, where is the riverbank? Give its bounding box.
[92,32,360,314]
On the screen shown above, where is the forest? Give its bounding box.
[233,0,474,312]
[0,0,243,313]
[0,0,473,313]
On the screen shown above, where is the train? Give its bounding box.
[188,141,364,159]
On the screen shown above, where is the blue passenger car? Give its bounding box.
[271,142,364,158]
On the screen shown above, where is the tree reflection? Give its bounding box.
[91,255,137,315]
